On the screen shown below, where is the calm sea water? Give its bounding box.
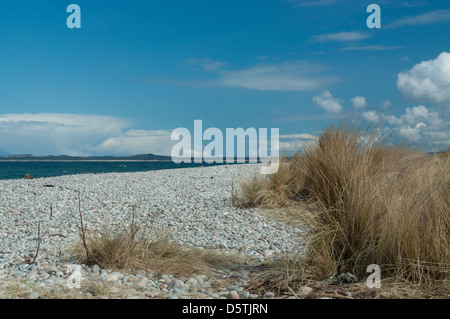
[0,161,226,180]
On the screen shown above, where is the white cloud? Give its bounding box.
[340,45,403,51]
[0,113,174,156]
[362,110,380,123]
[397,52,450,108]
[351,96,367,109]
[96,129,175,156]
[388,9,450,28]
[313,91,344,113]
[311,31,370,42]
[398,125,422,142]
[279,133,318,140]
[279,133,318,153]
[361,106,449,149]
[382,99,392,110]
[216,61,336,91]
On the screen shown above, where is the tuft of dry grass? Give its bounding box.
[236,124,450,289]
[71,209,238,277]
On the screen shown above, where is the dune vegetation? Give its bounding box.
[234,124,449,291]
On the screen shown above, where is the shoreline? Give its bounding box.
[0,160,174,162]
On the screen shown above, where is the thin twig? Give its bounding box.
[130,205,138,240]
[78,189,93,264]
[285,263,300,299]
[31,222,41,264]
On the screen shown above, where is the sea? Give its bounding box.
[0,161,226,180]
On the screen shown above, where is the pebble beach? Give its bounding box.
[0,164,306,299]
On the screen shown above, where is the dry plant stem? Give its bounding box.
[31,221,41,264]
[285,265,299,299]
[130,205,138,240]
[78,189,93,264]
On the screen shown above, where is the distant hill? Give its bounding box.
[0,153,172,162]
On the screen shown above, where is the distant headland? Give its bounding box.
[0,154,173,162]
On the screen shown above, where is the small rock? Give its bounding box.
[135,270,146,277]
[228,291,240,299]
[296,286,313,297]
[173,287,186,294]
[106,272,123,282]
[338,272,356,283]
[187,278,199,286]
[239,291,250,299]
[172,279,185,289]
[91,265,100,274]
[228,285,240,291]
[200,282,211,288]
[262,292,275,299]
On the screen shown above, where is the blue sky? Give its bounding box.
[0,0,449,156]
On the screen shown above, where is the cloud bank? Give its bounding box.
[363,105,449,148]
[0,113,312,156]
[0,113,175,156]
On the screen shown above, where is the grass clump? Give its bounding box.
[236,124,449,288]
[72,208,237,277]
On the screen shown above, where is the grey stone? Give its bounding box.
[296,286,313,297]
[239,291,250,299]
[91,265,100,274]
[106,272,123,282]
[262,292,275,299]
[135,270,146,277]
[228,291,240,299]
[173,287,185,294]
[338,272,356,283]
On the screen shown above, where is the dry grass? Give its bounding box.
[236,124,450,291]
[73,231,235,277]
[0,280,89,299]
[71,209,238,277]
